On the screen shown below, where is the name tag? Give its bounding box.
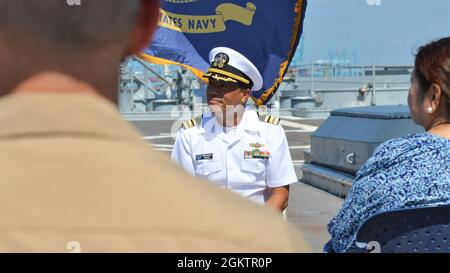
[196,153,213,161]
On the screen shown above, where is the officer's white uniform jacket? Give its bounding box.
[171,109,298,204]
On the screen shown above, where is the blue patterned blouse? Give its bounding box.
[326,133,450,253]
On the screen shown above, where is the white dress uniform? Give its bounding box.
[171,109,298,204]
[171,46,298,204]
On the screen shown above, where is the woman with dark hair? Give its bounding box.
[325,37,450,253]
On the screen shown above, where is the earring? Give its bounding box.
[427,107,433,114]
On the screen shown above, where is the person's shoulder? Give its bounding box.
[258,114,282,126]
[177,115,205,140]
[372,133,439,157]
[356,133,434,178]
[179,112,219,132]
[180,115,202,130]
[256,113,282,131]
[256,113,286,140]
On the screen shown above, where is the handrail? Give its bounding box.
[132,56,171,85]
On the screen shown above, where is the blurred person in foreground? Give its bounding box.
[326,37,450,253]
[0,0,309,252]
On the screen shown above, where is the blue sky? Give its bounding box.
[294,0,450,65]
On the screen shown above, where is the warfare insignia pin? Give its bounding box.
[249,143,265,149]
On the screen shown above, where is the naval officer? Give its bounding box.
[171,47,298,212]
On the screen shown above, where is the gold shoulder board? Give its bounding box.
[259,115,281,125]
[181,118,196,129]
[180,115,203,129]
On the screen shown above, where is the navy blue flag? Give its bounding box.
[141,0,307,105]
